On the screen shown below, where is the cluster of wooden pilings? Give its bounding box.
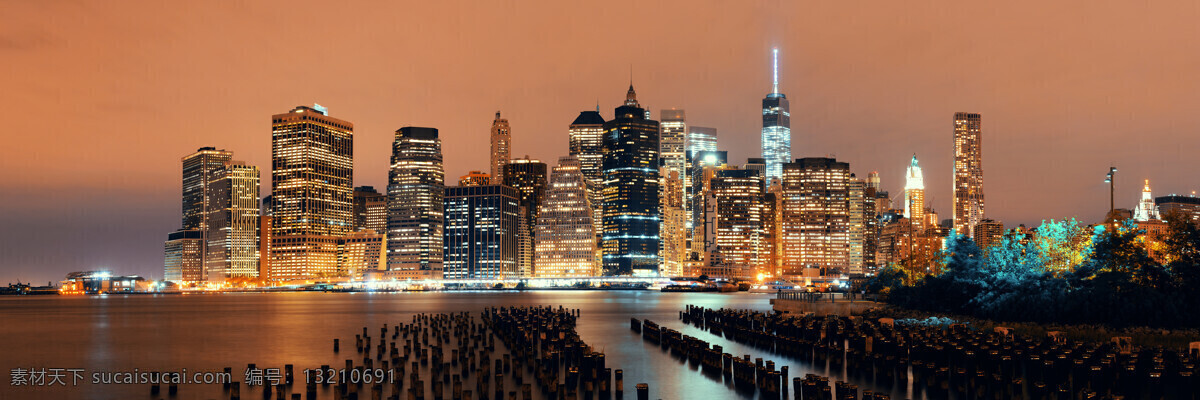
[679,305,1200,400]
[166,307,647,400]
[632,317,795,398]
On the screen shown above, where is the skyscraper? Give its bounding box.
[388,127,445,279]
[503,156,547,277]
[534,157,598,278]
[953,112,985,237]
[709,168,766,279]
[181,147,233,272]
[686,126,718,157]
[761,48,791,184]
[205,161,260,283]
[780,157,850,277]
[659,169,687,277]
[569,110,606,185]
[848,175,878,275]
[443,185,520,279]
[490,111,511,183]
[270,105,353,283]
[904,155,926,229]
[602,85,661,276]
[353,186,387,234]
[689,150,728,262]
[164,229,204,282]
[659,109,687,192]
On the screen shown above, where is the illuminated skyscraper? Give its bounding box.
[490,111,511,183]
[689,150,728,262]
[504,156,547,277]
[164,229,204,282]
[270,105,353,282]
[205,161,260,282]
[709,168,766,279]
[602,84,661,276]
[569,110,606,184]
[353,186,387,234]
[848,175,878,275]
[761,48,791,183]
[534,157,598,278]
[904,155,926,229]
[458,171,491,187]
[780,157,850,277]
[659,169,687,277]
[1134,180,1161,221]
[659,109,687,194]
[443,185,520,279]
[388,127,445,279]
[686,126,718,157]
[181,147,233,271]
[953,112,985,237]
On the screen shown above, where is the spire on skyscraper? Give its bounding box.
[625,84,638,107]
[772,47,779,94]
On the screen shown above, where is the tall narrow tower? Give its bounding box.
[953,112,984,237]
[904,155,926,229]
[761,48,791,184]
[491,111,511,183]
[602,84,661,276]
[388,127,445,279]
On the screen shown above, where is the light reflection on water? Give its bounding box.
[0,292,922,400]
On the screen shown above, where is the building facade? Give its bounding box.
[164,229,204,282]
[533,157,599,278]
[780,158,850,277]
[338,230,386,280]
[443,185,521,279]
[601,85,661,276]
[659,169,687,277]
[269,105,353,282]
[503,157,547,278]
[458,171,491,187]
[709,168,766,279]
[490,111,511,183]
[353,186,388,234]
[659,109,687,195]
[388,127,445,279]
[205,162,260,282]
[904,155,926,230]
[953,112,985,238]
[1156,194,1200,224]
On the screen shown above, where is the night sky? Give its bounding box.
[2,0,1198,283]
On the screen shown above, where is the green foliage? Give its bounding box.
[884,218,1200,329]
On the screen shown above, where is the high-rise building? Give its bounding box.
[1133,180,1161,221]
[1156,194,1200,224]
[338,231,386,280]
[164,229,204,282]
[761,48,791,184]
[780,158,850,277]
[867,171,881,191]
[388,127,445,280]
[443,185,520,279]
[659,169,687,277]
[709,168,766,279]
[686,126,718,157]
[534,157,598,278]
[181,147,234,271]
[689,150,728,262]
[973,219,1005,250]
[602,85,661,276]
[269,105,353,283]
[504,156,547,278]
[490,111,511,183]
[743,158,767,185]
[569,110,606,185]
[904,155,926,230]
[953,112,985,238]
[353,186,387,234]
[848,177,866,275]
[458,171,491,187]
[258,196,272,280]
[659,109,687,193]
[205,162,260,283]
[763,182,783,278]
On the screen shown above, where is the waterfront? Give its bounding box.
[0,291,918,399]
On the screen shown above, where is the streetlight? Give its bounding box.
[1104,167,1117,220]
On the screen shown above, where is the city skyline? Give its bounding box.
[4,1,1200,283]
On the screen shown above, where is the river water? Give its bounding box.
[0,291,920,399]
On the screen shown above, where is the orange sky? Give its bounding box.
[2,0,1199,282]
